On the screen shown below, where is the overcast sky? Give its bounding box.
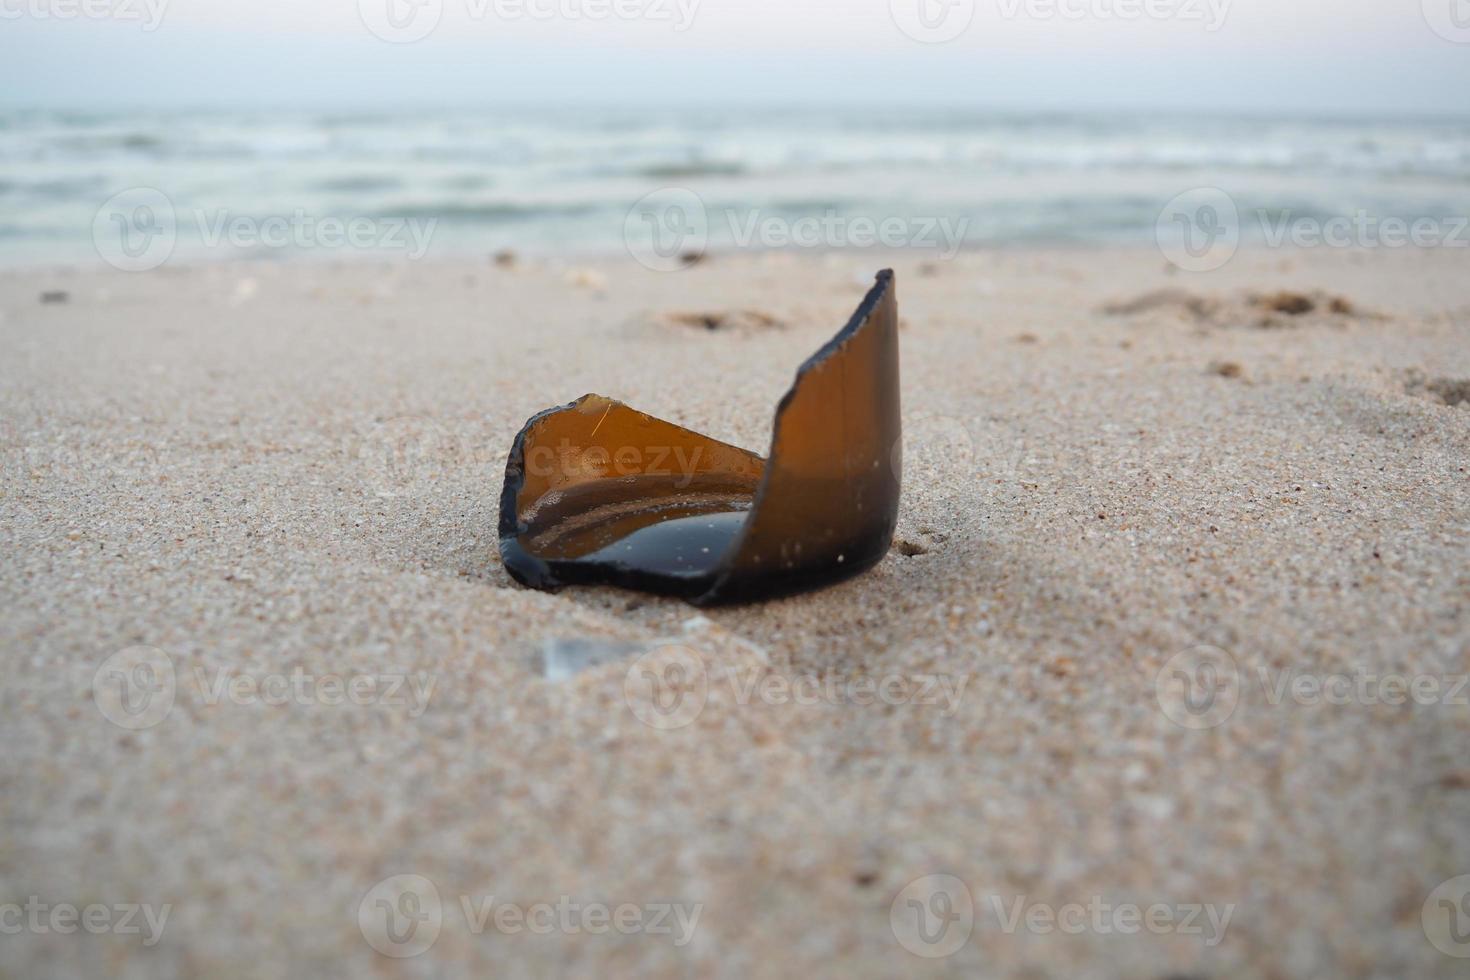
[3,0,1469,115]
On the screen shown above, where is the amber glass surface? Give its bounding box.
[498,269,900,604]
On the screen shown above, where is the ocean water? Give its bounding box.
[3,106,1470,266]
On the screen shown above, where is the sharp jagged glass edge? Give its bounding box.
[498,269,899,606]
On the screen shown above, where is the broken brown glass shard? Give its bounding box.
[498,269,900,605]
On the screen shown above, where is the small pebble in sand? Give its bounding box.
[1255,291,1316,316]
[565,268,608,291]
[1100,288,1220,320]
[1209,360,1244,379]
[1406,372,1470,408]
[1439,772,1470,790]
[1253,290,1358,319]
[661,309,785,332]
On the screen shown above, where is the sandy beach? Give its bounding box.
[2,244,1468,978]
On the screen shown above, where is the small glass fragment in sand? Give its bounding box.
[498,270,901,605]
[538,637,649,681]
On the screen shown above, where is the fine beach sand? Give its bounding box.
[2,245,1468,978]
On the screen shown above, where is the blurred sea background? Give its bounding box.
[4,105,1470,266]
